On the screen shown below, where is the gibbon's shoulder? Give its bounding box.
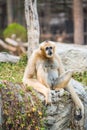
[30,48,41,59]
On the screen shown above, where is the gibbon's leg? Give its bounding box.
[66,82,84,121]
[53,70,84,120]
[23,78,51,104]
[53,71,72,90]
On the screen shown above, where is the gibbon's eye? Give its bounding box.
[50,46,52,49]
[45,47,49,50]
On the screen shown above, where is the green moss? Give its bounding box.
[3,23,27,42]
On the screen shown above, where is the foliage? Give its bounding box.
[72,71,87,86]
[3,23,27,42]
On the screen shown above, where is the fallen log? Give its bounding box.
[0,38,26,55]
[0,52,20,63]
[5,38,26,54]
[0,39,16,52]
[5,38,19,46]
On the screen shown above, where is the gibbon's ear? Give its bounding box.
[40,45,42,51]
[40,43,44,51]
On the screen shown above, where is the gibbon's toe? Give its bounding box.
[74,109,82,121]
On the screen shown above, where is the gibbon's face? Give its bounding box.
[40,41,55,58]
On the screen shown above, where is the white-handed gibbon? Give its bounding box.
[23,41,84,121]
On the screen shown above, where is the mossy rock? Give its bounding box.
[0,82,46,130]
[3,23,27,42]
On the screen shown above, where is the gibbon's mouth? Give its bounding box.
[47,53,53,58]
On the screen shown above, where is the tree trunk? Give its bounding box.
[6,0,13,24]
[73,0,84,45]
[25,0,40,57]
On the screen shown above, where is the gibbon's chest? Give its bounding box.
[36,58,59,87]
[36,58,59,71]
[43,59,59,70]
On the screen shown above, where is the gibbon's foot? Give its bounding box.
[45,89,64,105]
[51,89,64,103]
[51,89,64,97]
[74,108,82,121]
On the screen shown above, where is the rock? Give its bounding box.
[46,97,72,130]
[56,43,87,72]
[46,116,56,125]
[44,77,87,130]
[46,104,58,116]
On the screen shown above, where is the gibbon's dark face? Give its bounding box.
[40,41,55,58]
[45,46,54,58]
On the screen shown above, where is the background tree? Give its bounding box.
[73,0,84,45]
[25,0,40,57]
[7,0,13,24]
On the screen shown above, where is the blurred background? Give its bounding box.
[0,0,87,45]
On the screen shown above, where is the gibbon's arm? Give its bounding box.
[23,52,36,79]
[23,52,51,104]
[56,54,84,117]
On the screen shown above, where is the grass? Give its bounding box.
[0,54,27,83]
[0,55,87,86]
[73,71,87,86]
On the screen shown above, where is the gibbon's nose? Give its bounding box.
[48,51,52,55]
